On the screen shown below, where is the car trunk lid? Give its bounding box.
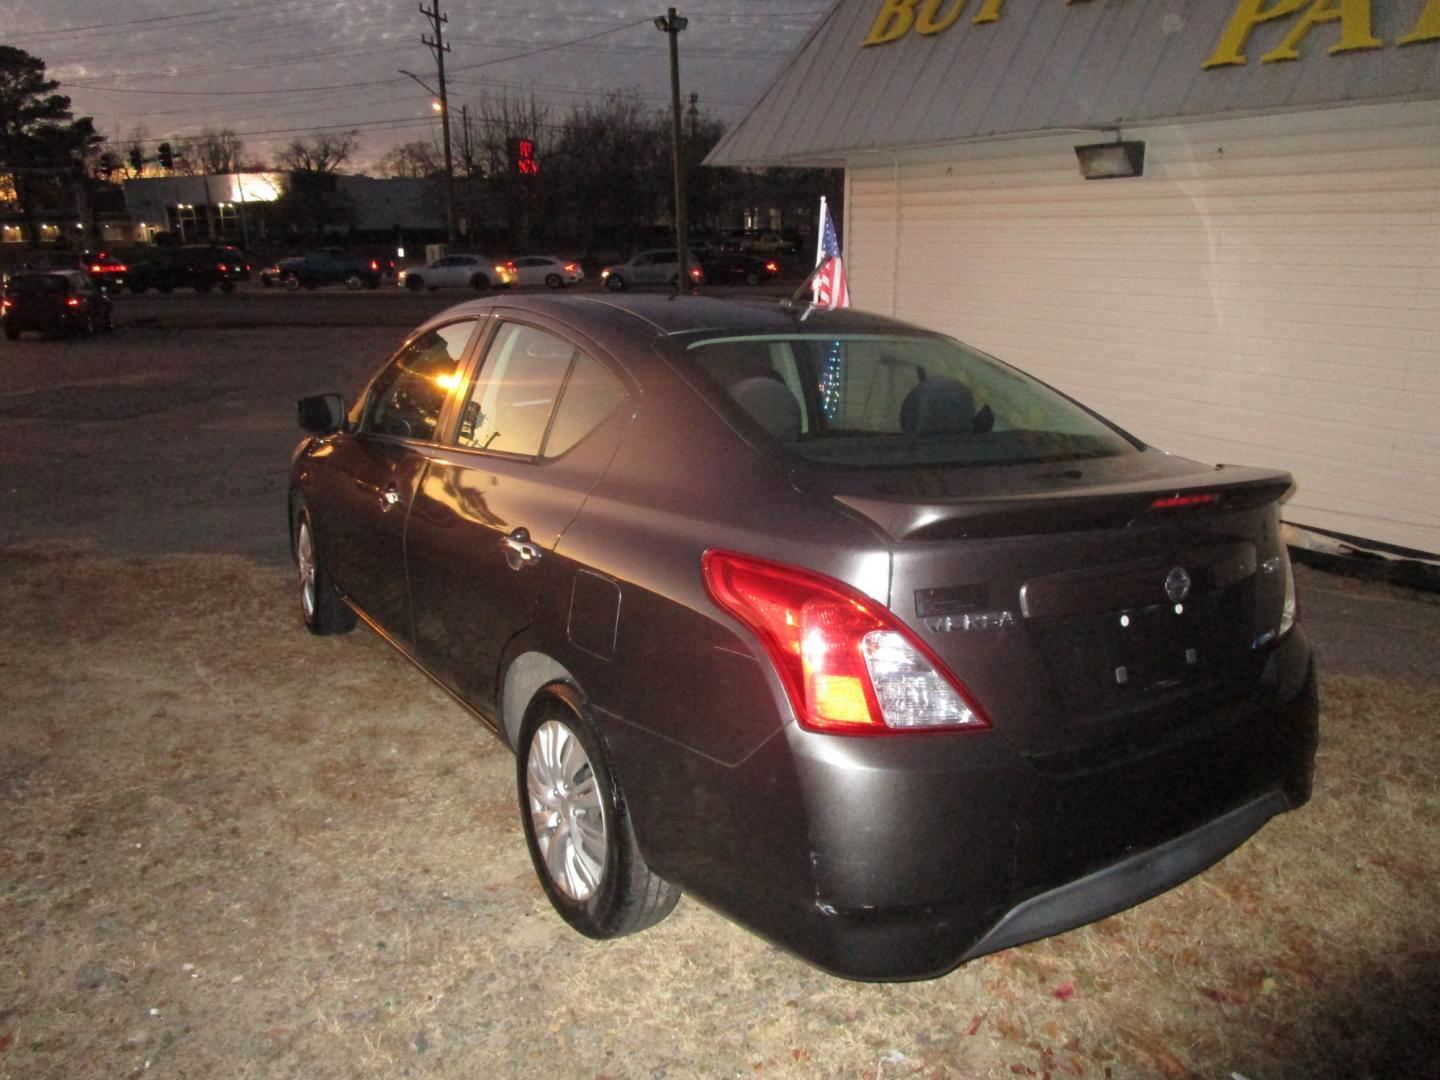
[803,457,1294,759]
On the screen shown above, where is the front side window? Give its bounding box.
[362,319,476,440]
[687,334,1137,470]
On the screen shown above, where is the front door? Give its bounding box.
[318,317,480,639]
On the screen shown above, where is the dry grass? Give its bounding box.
[1,549,1436,1079]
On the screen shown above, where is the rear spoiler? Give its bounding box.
[833,467,1294,542]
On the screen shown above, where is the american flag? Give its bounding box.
[812,196,849,309]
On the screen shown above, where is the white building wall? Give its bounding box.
[845,100,1440,558]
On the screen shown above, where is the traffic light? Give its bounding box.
[157,142,174,170]
[97,152,116,178]
[128,147,143,173]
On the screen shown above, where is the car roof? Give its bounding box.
[427,293,932,343]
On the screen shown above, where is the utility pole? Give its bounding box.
[655,8,690,291]
[418,0,456,248]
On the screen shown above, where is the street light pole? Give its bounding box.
[400,66,455,248]
[416,0,456,248]
[655,8,690,292]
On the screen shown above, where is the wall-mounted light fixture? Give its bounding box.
[1074,138,1145,180]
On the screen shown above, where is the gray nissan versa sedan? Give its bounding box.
[288,293,1317,981]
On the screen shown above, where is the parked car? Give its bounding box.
[700,251,779,286]
[397,254,516,292]
[81,250,129,292]
[259,256,305,287]
[127,245,250,293]
[280,249,383,290]
[509,255,583,289]
[3,270,114,339]
[287,294,1317,981]
[599,249,705,290]
[741,232,797,255]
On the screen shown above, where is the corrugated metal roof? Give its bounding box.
[707,0,1440,166]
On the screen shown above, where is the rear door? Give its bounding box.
[404,313,633,714]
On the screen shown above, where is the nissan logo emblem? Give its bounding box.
[1164,566,1192,603]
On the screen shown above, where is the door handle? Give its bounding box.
[380,483,402,511]
[501,526,543,567]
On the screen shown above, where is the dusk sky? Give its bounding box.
[2,0,831,169]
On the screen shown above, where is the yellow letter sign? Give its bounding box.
[863,0,920,45]
[1399,0,1440,44]
[1260,0,1382,61]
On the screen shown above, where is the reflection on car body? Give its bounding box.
[288,294,1317,981]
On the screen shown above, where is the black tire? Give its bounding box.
[544,273,562,289]
[343,273,364,291]
[405,275,424,292]
[517,684,680,940]
[3,323,19,341]
[293,507,356,636]
[470,274,489,293]
[283,274,301,291]
[605,274,625,292]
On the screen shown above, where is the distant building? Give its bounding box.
[119,173,448,247]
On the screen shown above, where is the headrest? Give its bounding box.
[900,378,976,435]
[730,377,801,443]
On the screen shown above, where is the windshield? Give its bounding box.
[687,333,1138,469]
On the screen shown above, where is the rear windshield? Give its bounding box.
[5,275,67,294]
[688,334,1137,469]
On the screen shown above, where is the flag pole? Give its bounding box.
[812,195,828,305]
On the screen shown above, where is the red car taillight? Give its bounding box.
[765,261,778,273]
[217,263,228,272]
[564,262,579,273]
[690,266,703,280]
[66,297,81,307]
[1,298,12,310]
[370,260,379,271]
[702,550,989,735]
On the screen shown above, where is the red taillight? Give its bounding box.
[370,260,379,271]
[66,297,81,307]
[702,550,989,735]
[1150,492,1221,510]
[765,261,778,272]
[690,267,703,279]
[1,298,11,309]
[564,262,579,273]
[89,264,102,273]
[113,264,127,273]
[217,263,228,272]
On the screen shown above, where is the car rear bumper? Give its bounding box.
[615,629,1318,981]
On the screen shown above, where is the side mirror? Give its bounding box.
[297,393,345,435]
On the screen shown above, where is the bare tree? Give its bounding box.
[376,139,443,179]
[179,128,245,175]
[275,131,360,174]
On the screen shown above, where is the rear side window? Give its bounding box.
[456,324,623,458]
[688,334,1136,469]
[363,319,476,440]
[544,354,625,457]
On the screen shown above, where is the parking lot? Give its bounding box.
[1,288,1437,1078]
